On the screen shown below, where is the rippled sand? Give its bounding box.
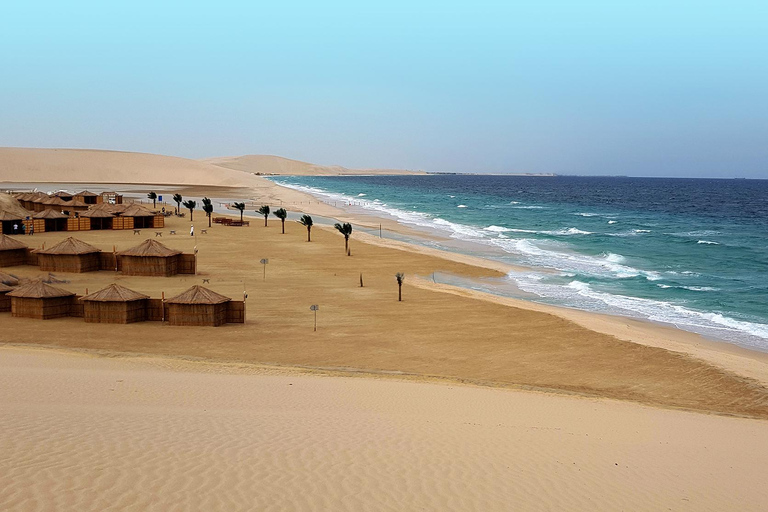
[2,347,767,511]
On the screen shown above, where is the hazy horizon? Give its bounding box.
[2,1,766,178]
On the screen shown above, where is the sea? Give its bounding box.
[269,175,768,352]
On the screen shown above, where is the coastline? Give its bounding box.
[2,178,768,417]
[259,177,768,385]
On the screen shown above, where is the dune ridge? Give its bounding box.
[201,154,422,175]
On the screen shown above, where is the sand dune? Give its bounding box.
[0,148,261,188]
[202,154,422,175]
[2,346,767,512]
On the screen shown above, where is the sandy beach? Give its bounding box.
[2,148,768,510]
[2,346,768,512]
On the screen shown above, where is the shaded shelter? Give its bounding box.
[166,285,231,326]
[34,237,101,272]
[80,208,114,230]
[118,239,182,276]
[121,204,157,229]
[7,280,76,319]
[75,190,99,205]
[0,234,28,267]
[33,209,69,232]
[80,283,149,324]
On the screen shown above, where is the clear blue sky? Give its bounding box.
[1,1,766,177]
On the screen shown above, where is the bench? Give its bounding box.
[201,229,207,234]
[155,231,163,237]
[169,230,176,235]
[133,230,141,235]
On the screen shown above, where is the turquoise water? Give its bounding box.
[270,175,768,351]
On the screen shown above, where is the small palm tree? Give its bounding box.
[395,272,405,301]
[273,208,287,234]
[173,193,183,214]
[202,197,213,227]
[147,191,157,208]
[258,205,270,226]
[182,199,197,221]
[334,222,353,254]
[298,214,313,242]
[232,202,245,222]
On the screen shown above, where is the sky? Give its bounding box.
[1,1,766,177]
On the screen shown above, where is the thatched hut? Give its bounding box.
[0,282,13,312]
[34,237,101,272]
[33,209,69,232]
[61,198,90,216]
[166,285,231,327]
[80,283,149,324]
[40,195,69,211]
[7,280,75,319]
[118,239,181,276]
[80,208,114,230]
[75,190,99,205]
[0,194,32,234]
[0,234,28,267]
[120,204,158,229]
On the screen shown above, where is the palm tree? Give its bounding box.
[173,193,183,214]
[298,214,313,242]
[147,191,157,209]
[258,205,270,226]
[232,202,245,222]
[334,222,353,254]
[182,199,197,221]
[202,197,213,227]
[273,208,287,234]
[395,273,405,301]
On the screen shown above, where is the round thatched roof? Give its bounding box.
[77,190,99,197]
[118,239,181,257]
[41,196,69,206]
[34,237,101,255]
[0,271,20,286]
[0,234,28,251]
[80,283,149,302]
[33,209,68,219]
[0,194,32,220]
[121,204,156,217]
[166,285,231,304]
[0,282,14,293]
[80,208,116,218]
[7,280,75,298]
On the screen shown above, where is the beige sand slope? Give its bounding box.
[0,148,265,187]
[2,346,767,512]
[202,154,423,175]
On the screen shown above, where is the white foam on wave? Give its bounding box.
[540,227,593,236]
[608,220,618,224]
[357,193,366,197]
[511,205,545,209]
[457,204,468,208]
[657,284,719,292]
[483,225,512,233]
[697,240,719,245]
[511,277,768,349]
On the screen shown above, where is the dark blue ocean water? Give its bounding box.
[270,175,768,351]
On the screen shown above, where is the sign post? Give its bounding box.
[260,258,269,281]
[310,304,319,332]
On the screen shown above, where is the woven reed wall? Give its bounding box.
[79,218,90,231]
[37,253,101,273]
[31,219,45,233]
[0,249,27,267]
[99,252,118,271]
[25,249,38,266]
[70,296,84,317]
[66,218,80,231]
[146,299,167,321]
[226,301,245,323]
[167,302,228,326]
[11,296,74,319]
[153,215,164,228]
[120,255,178,276]
[112,217,126,230]
[0,293,10,313]
[178,254,196,275]
[83,300,147,324]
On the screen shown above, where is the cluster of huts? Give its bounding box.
[0,280,244,326]
[2,191,164,234]
[0,235,196,275]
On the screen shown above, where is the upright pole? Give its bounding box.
[380,224,382,238]
[314,309,317,332]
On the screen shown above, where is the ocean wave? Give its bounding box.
[511,277,768,348]
[657,284,719,292]
[633,229,651,233]
[457,204,468,208]
[511,205,546,209]
[357,193,366,197]
[483,225,512,232]
[668,230,721,237]
[574,212,599,217]
[608,220,618,224]
[541,227,593,236]
[697,240,719,245]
